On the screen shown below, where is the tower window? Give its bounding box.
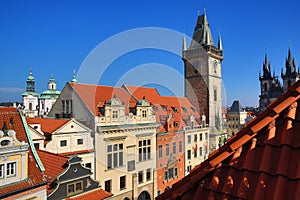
[264,83,267,91]
[214,89,217,101]
[29,103,32,111]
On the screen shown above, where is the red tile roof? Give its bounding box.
[124,85,202,132]
[65,188,112,200]
[156,80,300,200]
[26,117,70,133]
[70,83,136,116]
[0,108,47,197]
[36,149,68,181]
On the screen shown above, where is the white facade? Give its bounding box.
[184,123,209,175]
[23,94,39,117]
[95,98,158,199]
[28,119,95,175]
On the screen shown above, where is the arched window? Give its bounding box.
[29,103,32,111]
[264,83,267,91]
[214,89,217,101]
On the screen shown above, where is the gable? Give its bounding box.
[55,119,91,135]
[28,126,45,140]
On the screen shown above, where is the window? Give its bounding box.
[146,168,151,181]
[107,143,123,169]
[0,164,4,178]
[166,143,170,156]
[138,171,143,183]
[62,100,65,113]
[187,165,192,172]
[104,180,111,193]
[194,134,197,142]
[60,140,67,147]
[67,181,83,196]
[187,135,191,144]
[77,139,83,145]
[164,167,178,180]
[174,168,178,177]
[120,176,126,190]
[174,121,178,127]
[85,163,91,169]
[264,82,267,91]
[158,145,162,158]
[179,141,182,153]
[66,100,70,113]
[112,110,118,119]
[138,139,151,161]
[187,150,191,160]
[194,148,197,158]
[214,89,217,101]
[199,147,203,156]
[200,134,203,141]
[205,132,208,140]
[164,171,168,181]
[142,110,147,118]
[172,142,176,154]
[29,103,32,111]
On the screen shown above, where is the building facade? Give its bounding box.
[227,100,247,137]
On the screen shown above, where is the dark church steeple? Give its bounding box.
[282,47,300,90]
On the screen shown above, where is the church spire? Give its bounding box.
[218,31,223,51]
[285,47,296,75]
[182,33,187,51]
[262,53,271,79]
[190,10,215,47]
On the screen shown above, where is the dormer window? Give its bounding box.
[142,110,147,118]
[173,107,178,113]
[112,110,118,119]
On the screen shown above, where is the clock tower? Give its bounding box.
[182,11,224,130]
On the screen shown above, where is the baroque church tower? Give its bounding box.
[182,11,224,130]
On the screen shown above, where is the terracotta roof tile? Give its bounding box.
[36,149,68,180]
[70,83,136,116]
[65,188,112,200]
[26,117,70,133]
[0,108,47,197]
[156,80,300,200]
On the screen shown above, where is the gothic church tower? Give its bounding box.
[182,11,223,130]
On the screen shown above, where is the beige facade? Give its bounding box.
[95,98,158,200]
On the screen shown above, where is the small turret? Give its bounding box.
[71,69,78,83]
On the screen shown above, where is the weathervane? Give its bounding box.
[204,7,206,15]
[197,9,200,16]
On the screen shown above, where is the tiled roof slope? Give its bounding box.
[70,83,136,115]
[156,80,300,200]
[36,149,68,181]
[26,117,70,133]
[123,85,202,132]
[0,108,47,197]
[65,188,112,200]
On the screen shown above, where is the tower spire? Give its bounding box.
[182,33,187,51]
[72,69,78,83]
[218,30,223,51]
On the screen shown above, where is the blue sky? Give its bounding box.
[1,0,300,107]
